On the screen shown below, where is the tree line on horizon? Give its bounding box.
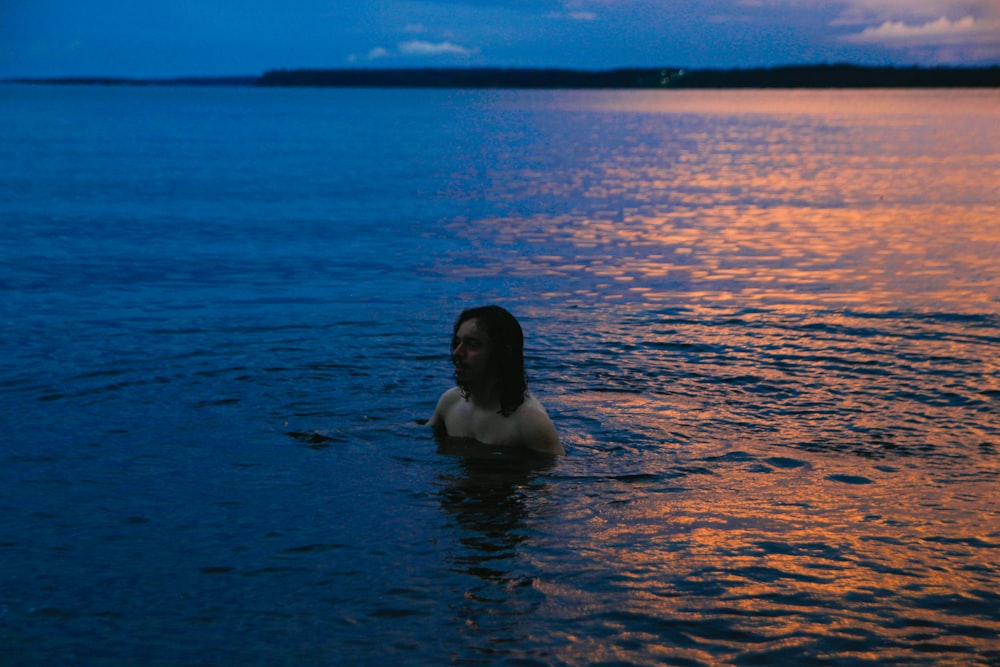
[10,64,1000,88]
[256,64,1000,88]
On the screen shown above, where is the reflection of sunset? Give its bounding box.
[5,83,996,665]
[522,299,999,663]
[432,90,999,313]
[440,202,999,311]
[412,90,1000,663]
[526,456,999,664]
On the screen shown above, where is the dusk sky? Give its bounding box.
[3,0,999,78]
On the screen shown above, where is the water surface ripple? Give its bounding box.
[0,86,998,665]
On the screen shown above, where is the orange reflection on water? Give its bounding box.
[446,203,999,311]
[533,453,1000,664]
[440,90,999,312]
[439,90,1000,663]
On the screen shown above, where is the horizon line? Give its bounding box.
[6,62,1000,81]
[6,63,999,90]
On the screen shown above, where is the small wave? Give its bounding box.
[825,474,875,485]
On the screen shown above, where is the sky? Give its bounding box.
[2,0,999,78]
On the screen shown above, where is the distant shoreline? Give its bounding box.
[8,65,1000,89]
[4,76,260,87]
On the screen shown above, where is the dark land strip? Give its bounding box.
[9,64,1000,88]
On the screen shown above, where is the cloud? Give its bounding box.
[398,40,479,56]
[831,0,1000,26]
[349,40,479,62]
[843,15,1000,45]
[546,10,598,21]
[366,46,393,60]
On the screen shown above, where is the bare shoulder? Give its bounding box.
[436,386,464,408]
[429,386,463,428]
[515,396,565,456]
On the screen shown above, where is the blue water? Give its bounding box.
[1,84,999,665]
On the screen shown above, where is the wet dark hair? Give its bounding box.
[453,305,528,417]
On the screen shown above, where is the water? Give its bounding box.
[1,84,998,665]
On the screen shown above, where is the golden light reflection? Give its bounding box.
[436,89,999,312]
[527,455,1000,664]
[442,203,1000,311]
[521,305,998,661]
[433,90,999,661]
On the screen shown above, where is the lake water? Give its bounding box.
[1,84,998,665]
